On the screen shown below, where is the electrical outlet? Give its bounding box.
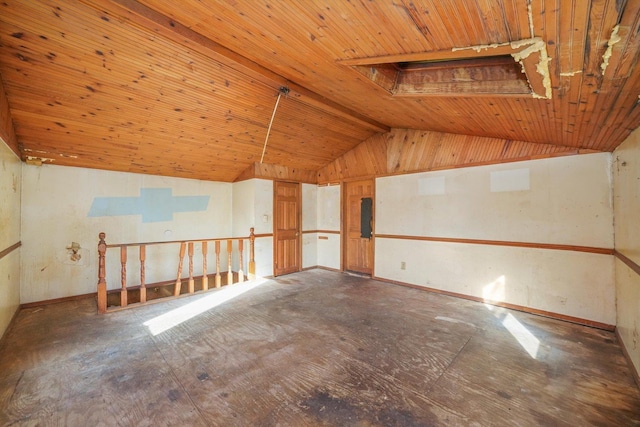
[400,261,406,270]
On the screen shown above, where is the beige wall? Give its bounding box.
[21,164,233,303]
[613,127,640,375]
[302,183,318,269]
[375,153,616,325]
[317,184,341,270]
[232,179,273,277]
[0,138,20,338]
[376,153,613,247]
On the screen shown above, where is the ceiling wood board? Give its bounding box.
[1,0,639,182]
[317,128,600,184]
[143,0,640,144]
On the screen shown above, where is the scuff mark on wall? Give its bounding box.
[601,25,621,76]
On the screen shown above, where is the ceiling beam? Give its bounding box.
[338,44,520,66]
[79,0,389,134]
[0,72,19,157]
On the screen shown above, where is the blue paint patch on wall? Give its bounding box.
[88,188,210,223]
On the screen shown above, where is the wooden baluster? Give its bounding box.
[238,239,245,283]
[215,240,221,288]
[97,232,107,314]
[120,246,128,307]
[202,241,208,291]
[188,242,195,294]
[248,227,256,280]
[140,245,146,303]
[227,239,233,285]
[174,242,186,296]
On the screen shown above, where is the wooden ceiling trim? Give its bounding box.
[78,0,388,134]
[316,128,601,184]
[0,72,19,156]
[338,44,519,66]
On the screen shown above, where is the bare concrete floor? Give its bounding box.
[1,269,639,426]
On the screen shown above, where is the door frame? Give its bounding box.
[341,178,375,276]
[273,180,302,276]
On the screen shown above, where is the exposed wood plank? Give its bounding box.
[302,230,340,235]
[338,43,520,66]
[318,128,599,184]
[20,292,96,309]
[615,249,640,278]
[375,234,613,255]
[0,241,21,261]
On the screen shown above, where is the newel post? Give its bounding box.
[97,232,107,314]
[248,227,256,280]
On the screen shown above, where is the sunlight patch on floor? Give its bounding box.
[143,277,268,336]
[502,312,540,359]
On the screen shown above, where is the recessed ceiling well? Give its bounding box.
[340,38,552,98]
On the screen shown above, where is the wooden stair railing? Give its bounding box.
[97,228,256,314]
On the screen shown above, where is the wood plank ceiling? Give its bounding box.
[0,0,639,182]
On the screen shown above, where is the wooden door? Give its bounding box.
[344,179,374,275]
[274,181,301,276]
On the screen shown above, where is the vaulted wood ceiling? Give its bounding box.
[0,1,639,182]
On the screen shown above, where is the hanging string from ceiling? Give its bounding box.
[260,86,290,164]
